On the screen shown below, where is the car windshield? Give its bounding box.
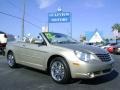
[44,32,77,44]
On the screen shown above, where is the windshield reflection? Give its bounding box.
[43,32,78,44]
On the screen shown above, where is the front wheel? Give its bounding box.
[7,52,17,68]
[50,57,71,84]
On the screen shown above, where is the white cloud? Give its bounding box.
[37,0,57,9]
[84,0,104,8]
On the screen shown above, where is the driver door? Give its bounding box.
[20,36,48,70]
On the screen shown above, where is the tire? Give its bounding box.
[50,57,71,84]
[0,48,5,56]
[2,50,5,56]
[7,52,17,68]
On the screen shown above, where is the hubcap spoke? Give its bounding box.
[7,54,14,66]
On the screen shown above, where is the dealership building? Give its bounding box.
[86,30,103,43]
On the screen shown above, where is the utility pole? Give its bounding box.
[70,12,72,37]
[21,0,26,40]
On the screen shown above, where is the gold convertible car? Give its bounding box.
[6,32,114,83]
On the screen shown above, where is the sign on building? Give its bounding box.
[48,12,71,23]
[48,8,72,37]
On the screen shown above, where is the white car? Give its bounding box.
[0,31,7,55]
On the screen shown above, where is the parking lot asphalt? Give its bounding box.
[0,55,120,90]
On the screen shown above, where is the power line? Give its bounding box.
[6,0,45,24]
[7,0,21,9]
[0,11,41,29]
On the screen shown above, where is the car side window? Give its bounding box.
[23,34,44,45]
[30,35,44,45]
[23,37,30,43]
[30,38,37,44]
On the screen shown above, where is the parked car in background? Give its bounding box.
[104,43,120,54]
[101,43,117,54]
[0,31,7,55]
[107,46,114,53]
[103,43,120,54]
[111,44,120,54]
[6,32,114,84]
[101,43,117,49]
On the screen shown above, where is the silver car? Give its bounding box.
[6,32,114,84]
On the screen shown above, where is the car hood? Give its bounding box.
[55,43,107,54]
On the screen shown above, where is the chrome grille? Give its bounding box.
[96,54,111,62]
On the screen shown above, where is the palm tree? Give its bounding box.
[112,24,120,32]
[112,23,120,43]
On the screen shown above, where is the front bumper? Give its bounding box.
[69,60,114,79]
[74,68,113,79]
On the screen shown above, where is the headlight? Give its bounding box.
[74,51,96,62]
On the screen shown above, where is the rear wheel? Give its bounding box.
[7,52,17,68]
[50,57,71,84]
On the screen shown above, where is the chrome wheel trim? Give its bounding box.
[51,61,65,81]
[7,54,14,66]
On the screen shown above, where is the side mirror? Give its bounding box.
[34,39,43,44]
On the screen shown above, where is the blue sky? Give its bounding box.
[0,0,120,40]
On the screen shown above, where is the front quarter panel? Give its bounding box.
[45,45,114,79]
